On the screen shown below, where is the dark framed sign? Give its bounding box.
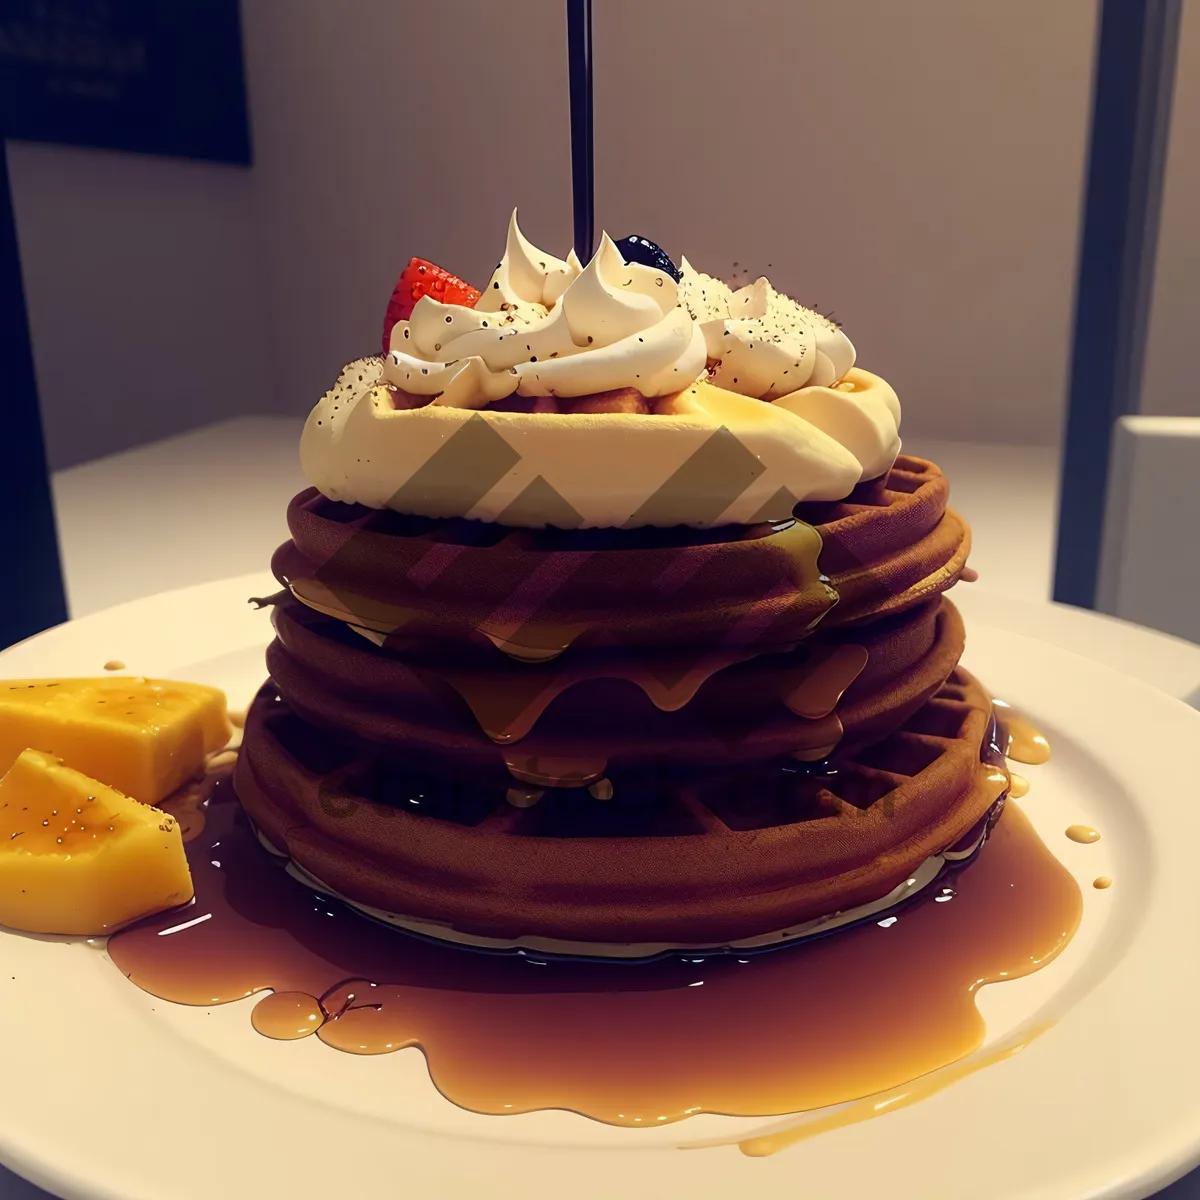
[0,0,251,163]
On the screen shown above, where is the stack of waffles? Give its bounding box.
[237,456,1001,954]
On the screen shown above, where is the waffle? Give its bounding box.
[262,595,964,782]
[795,454,971,626]
[273,455,967,659]
[234,664,1005,951]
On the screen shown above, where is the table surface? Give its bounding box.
[3,420,1200,1198]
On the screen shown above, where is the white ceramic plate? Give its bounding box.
[3,575,1200,1200]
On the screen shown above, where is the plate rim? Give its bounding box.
[3,577,1200,1200]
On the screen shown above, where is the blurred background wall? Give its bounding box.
[593,0,1097,447]
[6,0,1195,468]
[237,0,573,431]
[8,141,269,468]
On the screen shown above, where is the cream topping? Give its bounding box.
[301,215,902,528]
[300,364,903,529]
[384,214,706,406]
[679,258,857,397]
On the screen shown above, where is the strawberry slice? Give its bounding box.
[382,258,482,354]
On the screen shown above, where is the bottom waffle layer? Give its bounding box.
[234,668,1009,948]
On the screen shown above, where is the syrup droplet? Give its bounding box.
[1009,772,1030,798]
[1093,876,1113,889]
[505,785,544,809]
[1066,825,1101,844]
[999,708,1051,765]
[588,778,614,801]
[779,644,868,720]
[251,991,324,1040]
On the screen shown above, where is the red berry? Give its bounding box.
[382,258,482,354]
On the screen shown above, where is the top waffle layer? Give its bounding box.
[274,454,969,660]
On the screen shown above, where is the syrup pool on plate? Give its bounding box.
[107,749,1082,1129]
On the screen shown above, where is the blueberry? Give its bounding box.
[614,235,682,282]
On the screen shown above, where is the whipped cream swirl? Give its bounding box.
[300,214,903,529]
[384,211,706,406]
[679,260,857,397]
